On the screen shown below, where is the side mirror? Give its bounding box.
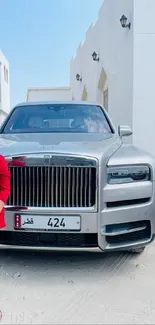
[118,125,132,137]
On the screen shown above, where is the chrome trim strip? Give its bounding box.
[101,225,147,236]
[105,238,152,250]
[5,206,96,212]
[5,153,98,167]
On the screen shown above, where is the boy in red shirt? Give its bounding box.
[0,155,10,228]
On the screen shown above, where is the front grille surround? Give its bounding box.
[7,155,98,209]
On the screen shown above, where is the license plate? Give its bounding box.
[17,215,81,231]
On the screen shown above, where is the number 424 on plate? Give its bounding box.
[47,217,66,228]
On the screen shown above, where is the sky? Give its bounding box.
[0,0,103,108]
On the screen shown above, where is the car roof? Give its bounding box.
[14,101,100,108]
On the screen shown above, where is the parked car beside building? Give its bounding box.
[0,101,154,253]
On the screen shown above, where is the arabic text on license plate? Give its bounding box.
[19,215,81,231]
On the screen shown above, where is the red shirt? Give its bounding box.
[0,155,10,228]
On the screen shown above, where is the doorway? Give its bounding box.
[81,86,88,101]
[98,68,108,111]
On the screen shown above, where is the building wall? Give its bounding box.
[0,111,7,124]
[0,51,10,116]
[70,0,133,137]
[27,87,72,102]
[70,0,155,157]
[132,0,155,156]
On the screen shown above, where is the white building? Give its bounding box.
[70,0,155,157]
[27,87,72,102]
[0,51,10,124]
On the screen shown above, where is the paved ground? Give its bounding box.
[0,242,155,324]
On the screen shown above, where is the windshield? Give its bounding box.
[2,104,113,134]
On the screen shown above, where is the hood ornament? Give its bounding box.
[44,155,51,165]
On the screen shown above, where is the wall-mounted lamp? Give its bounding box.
[120,15,131,29]
[76,73,82,82]
[92,51,99,62]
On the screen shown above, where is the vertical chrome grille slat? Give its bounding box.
[36,167,39,207]
[68,167,71,208]
[64,167,66,208]
[12,167,15,205]
[44,167,47,208]
[56,167,58,207]
[47,167,50,208]
[40,167,43,207]
[51,167,54,207]
[28,167,30,207]
[88,168,91,207]
[20,167,23,206]
[60,167,63,207]
[76,167,79,207]
[80,168,83,207]
[16,167,19,206]
[72,167,75,207]
[25,167,27,206]
[8,163,96,208]
[84,168,87,207]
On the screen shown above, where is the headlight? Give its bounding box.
[107,165,151,184]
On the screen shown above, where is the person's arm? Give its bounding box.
[0,155,10,212]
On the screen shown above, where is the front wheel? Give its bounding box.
[130,247,145,254]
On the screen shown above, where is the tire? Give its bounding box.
[130,247,145,254]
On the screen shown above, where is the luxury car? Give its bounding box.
[0,101,154,253]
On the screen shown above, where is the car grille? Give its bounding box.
[7,165,97,208]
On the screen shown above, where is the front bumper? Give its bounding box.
[1,180,155,251]
[1,206,154,251]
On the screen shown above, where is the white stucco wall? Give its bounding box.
[0,111,7,124]
[70,0,133,136]
[0,51,10,116]
[70,0,155,157]
[27,87,72,102]
[132,0,155,157]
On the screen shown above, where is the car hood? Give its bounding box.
[0,133,122,165]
